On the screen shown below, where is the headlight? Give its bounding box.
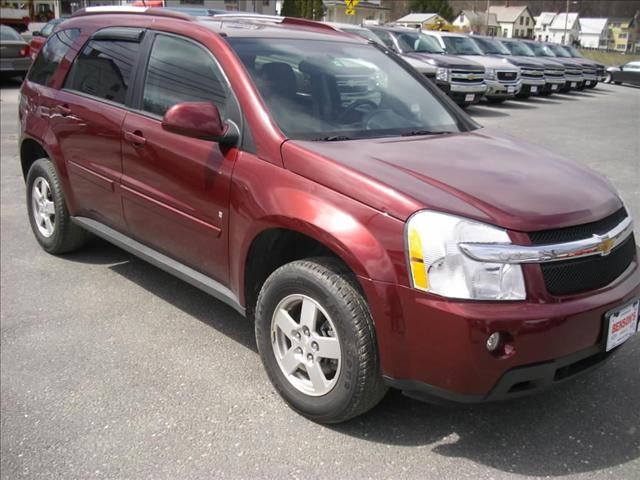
[484,68,496,80]
[436,67,449,81]
[406,211,526,300]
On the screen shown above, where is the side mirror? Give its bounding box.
[161,102,238,145]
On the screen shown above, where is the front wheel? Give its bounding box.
[604,73,611,83]
[255,258,387,423]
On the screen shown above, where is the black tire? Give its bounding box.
[26,158,87,254]
[255,257,387,423]
[486,97,506,104]
[614,81,622,85]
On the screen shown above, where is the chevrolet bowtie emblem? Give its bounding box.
[596,237,615,256]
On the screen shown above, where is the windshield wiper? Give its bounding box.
[312,135,352,141]
[401,130,451,137]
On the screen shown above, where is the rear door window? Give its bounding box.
[141,34,228,117]
[64,37,141,105]
[27,29,80,86]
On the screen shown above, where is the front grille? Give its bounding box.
[521,69,544,78]
[566,68,581,76]
[497,71,518,81]
[544,69,564,77]
[583,68,596,75]
[450,70,485,84]
[528,208,636,296]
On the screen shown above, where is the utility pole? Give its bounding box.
[486,0,490,36]
[563,0,569,45]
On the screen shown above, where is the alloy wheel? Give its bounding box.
[31,176,56,237]
[271,294,341,396]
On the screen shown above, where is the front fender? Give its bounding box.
[228,151,407,304]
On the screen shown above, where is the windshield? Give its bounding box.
[393,31,444,54]
[441,36,484,55]
[470,36,510,55]
[501,40,535,57]
[567,46,582,57]
[341,27,383,44]
[0,25,23,41]
[227,38,462,140]
[547,44,571,57]
[527,42,556,57]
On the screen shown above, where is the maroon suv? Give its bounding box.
[19,8,639,423]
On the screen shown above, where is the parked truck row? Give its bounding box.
[329,23,607,107]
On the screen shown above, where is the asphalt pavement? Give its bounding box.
[1,79,639,480]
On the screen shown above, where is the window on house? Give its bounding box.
[519,17,523,25]
[526,17,530,26]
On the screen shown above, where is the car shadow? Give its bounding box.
[465,106,510,118]
[485,100,539,110]
[64,241,639,476]
[330,346,639,476]
[0,77,23,89]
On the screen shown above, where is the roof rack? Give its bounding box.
[210,13,338,32]
[71,6,192,21]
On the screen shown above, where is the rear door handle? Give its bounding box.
[124,131,147,148]
[54,104,72,116]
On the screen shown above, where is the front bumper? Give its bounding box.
[485,79,522,98]
[360,250,640,403]
[0,56,31,74]
[438,81,487,105]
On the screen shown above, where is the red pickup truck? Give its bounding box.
[18,7,639,423]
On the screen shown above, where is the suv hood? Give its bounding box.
[457,55,519,70]
[404,52,484,70]
[282,129,620,232]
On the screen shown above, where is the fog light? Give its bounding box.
[486,332,501,352]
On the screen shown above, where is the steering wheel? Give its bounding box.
[337,99,378,124]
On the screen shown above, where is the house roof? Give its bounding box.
[536,12,556,26]
[549,13,579,30]
[580,18,608,35]
[395,13,441,24]
[455,10,499,27]
[488,5,529,23]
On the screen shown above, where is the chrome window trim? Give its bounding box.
[459,216,634,264]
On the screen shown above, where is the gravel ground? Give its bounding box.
[1,78,639,480]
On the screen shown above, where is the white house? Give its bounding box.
[579,18,610,49]
[393,13,450,29]
[489,5,534,38]
[452,10,501,36]
[535,12,580,45]
[533,11,556,41]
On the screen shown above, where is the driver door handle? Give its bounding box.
[124,130,147,148]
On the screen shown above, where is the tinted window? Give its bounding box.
[142,35,227,117]
[65,39,140,105]
[40,19,62,37]
[441,36,484,55]
[394,32,444,54]
[27,29,80,86]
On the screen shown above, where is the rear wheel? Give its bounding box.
[486,97,506,104]
[255,258,387,423]
[26,158,87,254]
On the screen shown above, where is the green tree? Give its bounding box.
[408,0,454,22]
[280,0,325,20]
[280,0,300,17]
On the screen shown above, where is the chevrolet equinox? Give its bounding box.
[19,8,640,423]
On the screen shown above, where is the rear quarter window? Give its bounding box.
[27,29,81,86]
[64,39,141,105]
